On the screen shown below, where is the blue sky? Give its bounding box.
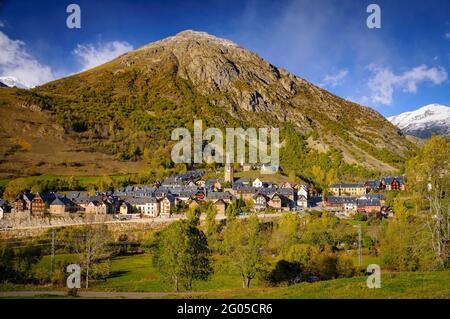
[0,0,449,116]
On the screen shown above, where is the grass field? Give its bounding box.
[199,270,450,299]
[0,252,447,299]
[92,254,266,292]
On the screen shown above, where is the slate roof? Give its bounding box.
[127,197,159,205]
[50,196,73,206]
[359,194,385,200]
[327,196,356,204]
[330,183,365,188]
[365,180,381,188]
[206,191,235,201]
[253,192,268,200]
[357,198,381,206]
[23,192,35,201]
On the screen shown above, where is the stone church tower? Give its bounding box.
[224,162,234,184]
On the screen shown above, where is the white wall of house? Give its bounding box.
[297,196,307,209]
[344,203,357,212]
[160,198,171,215]
[252,178,262,188]
[297,187,308,199]
[120,205,129,215]
[136,202,160,217]
[253,196,267,210]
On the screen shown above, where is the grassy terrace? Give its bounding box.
[1,253,449,298]
[200,270,450,299]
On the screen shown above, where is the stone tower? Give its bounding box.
[224,162,234,184]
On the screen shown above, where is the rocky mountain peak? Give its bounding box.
[388,104,450,138]
[132,30,298,114]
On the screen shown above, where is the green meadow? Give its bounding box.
[2,253,449,299]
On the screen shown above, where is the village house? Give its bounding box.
[49,196,75,214]
[357,198,381,216]
[120,202,132,215]
[176,190,197,204]
[276,188,295,202]
[342,197,357,214]
[253,192,268,211]
[234,186,257,201]
[268,193,283,211]
[14,192,35,212]
[359,194,386,206]
[252,178,263,188]
[205,179,223,192]
[160,176,184,188]
[160,194,175,217]
[85,200,111,215]
[325,196,346,211]
[69,194,103,212]
[297,184,309,199]
[381,176,405,191]
[206,191,236,204]
[195,179,206,188]
[280,181,293,189]
[31,193,58,214]
[132,197,160,217]
[297,195,308,209]
[329,183,366,196]
[0,199,8,219]
[364,180,381,192]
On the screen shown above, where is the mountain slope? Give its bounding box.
[388,104,450,138]
[0,88,149,179]
[1,30,414,183]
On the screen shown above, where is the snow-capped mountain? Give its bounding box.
[388,104,450,138]
[0,76,30,89]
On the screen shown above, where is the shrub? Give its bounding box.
[337,256,356,277]
[353,213,367,222]
[265,260,303,286]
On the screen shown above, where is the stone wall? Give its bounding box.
[0,218,170,241]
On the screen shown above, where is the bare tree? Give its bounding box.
[407,136,449,266]
[70,221,112,288]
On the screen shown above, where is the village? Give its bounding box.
[0,163,406,226]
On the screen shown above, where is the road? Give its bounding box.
[0,290,206,299]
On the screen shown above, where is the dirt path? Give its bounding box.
[0,290,207,299]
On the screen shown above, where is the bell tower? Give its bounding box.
[224,162,234,184]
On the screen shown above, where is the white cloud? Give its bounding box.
[0,31,54,88]
[367,64,448,105]
[73,41,133,70]
[446,32,450,39]
[320,69,348,88]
